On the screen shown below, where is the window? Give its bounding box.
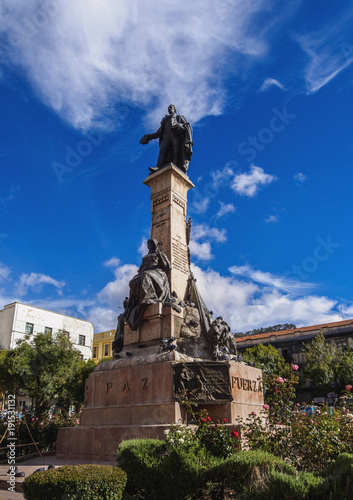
[93,346,97,358]
[25,323,34,334]
[63,330,70,338]
[80,355,84,360]
[336,340,347,352]
[44,327,52,335]
[104,344,109,357]
[78,335,85,346]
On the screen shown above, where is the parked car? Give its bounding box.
[298,405,320,416]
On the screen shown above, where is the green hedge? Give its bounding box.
[117,439,353,500]
[23,464,127,500]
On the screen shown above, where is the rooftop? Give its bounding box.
[234,318,353,343]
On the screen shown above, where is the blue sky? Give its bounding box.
[1,0,353,334]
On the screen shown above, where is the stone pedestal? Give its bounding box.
[143,163,194,300]
[56,353,263,461]
[123,303,184,352]
[56,165,265,463]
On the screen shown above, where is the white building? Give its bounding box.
[0,302,93,360]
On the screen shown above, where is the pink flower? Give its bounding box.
[297,403,301,407]
[310,419,313,423]
[263,404,270,410]
[292,364,299,371]
[345,384,352,392]
[276,377,284,384]
[251,411,256,416]
[340,395,345,399]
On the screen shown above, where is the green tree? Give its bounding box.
[245,323,297,336]
[0,331,93,417]
[57,358,96,414]
[303,332,353,392]
[243,343,290,378]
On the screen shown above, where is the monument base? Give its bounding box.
[56,352,263,462]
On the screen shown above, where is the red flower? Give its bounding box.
[207,416,211,422]
[223,418,227,423]
[231,430,239,438]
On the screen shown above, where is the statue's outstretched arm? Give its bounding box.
[140,128,161,145]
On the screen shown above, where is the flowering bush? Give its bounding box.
[17,412,80,452]
[238,368,353,472]
[164,411,240,458]
[195,415,240,457]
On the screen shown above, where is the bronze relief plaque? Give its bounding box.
[173,362,233,405]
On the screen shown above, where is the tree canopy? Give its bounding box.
[243,343,290,378]
[303,332,353,392]
[0,331,95,417]
[234,324,297,337]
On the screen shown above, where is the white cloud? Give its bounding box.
[215,201,236,219]
[211,165,235,187]
[192,264,343,332]
[191,196,210,214]
[97,263,138,308]
[229,264,315,294]
[138,237,148,257]
[104,257,121,268]
[0,0,290,129]
[189,241,213,261]
[293,172,307,183]
[192,224,227,243]
[16,273,65,296]
[294,8,353,93]
[265,214,279,223]
[0,263,10,282]
[259,78,285,92]
[231,165,277,197]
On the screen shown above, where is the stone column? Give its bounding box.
[143,163,194,301]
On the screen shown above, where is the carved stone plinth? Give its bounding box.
[56,353,263,461]
[123,302,184,351]
[143,163,194,300]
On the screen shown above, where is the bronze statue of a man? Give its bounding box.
[140,104,193,174]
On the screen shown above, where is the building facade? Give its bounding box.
[234,319,353,402]
[92,330,115,362]
[0,302,93,360]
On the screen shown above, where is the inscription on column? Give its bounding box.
[172,237,189,274]
[172,194,185,210]
[152,210,169,229]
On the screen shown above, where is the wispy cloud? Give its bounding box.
[191,196,210,214]
[294,7,353,93]
[189,223,227,261]
[193,264,341,332]
[232,165,277,197]
[215,201,236,219]
[265,214,279,223]
[192,224,227,243]
[229,264,315,294]
[0,0,296,129]
[211,165,235,187]
[189,241,213,261]
[259,78,285,92]
[293,172,307,183]
[0,263,11,281]
[16,273,66,296]
[0,257,344,334]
